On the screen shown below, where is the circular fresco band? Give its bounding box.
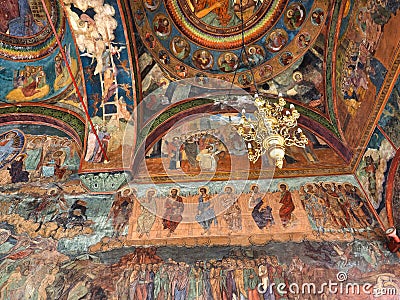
[134,0,328,87]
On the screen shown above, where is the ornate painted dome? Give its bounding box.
[132,0,327,87]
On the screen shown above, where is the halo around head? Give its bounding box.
[198,186,209,194]
[146,188,157,196]
[120,186,136,196]
[224,185,235,193]
[250,184,259,191]
[278,182,288,190]
[169,187,180,195]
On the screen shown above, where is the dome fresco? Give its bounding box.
[133,0,327,87]
[0,0,65,61]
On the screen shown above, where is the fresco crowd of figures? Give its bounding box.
[0,241,399,300]
[0,178,376,245]
[106,181,377,241]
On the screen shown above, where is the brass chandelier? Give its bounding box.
[231,0,308,169]
[234,93,308,168]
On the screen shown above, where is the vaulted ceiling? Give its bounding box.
[0,0,399,184]
[1,0,400,289]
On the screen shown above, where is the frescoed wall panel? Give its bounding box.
[378,76,400,148]
[0,173,380,256]
[0,1,81,107]
[125,179,378,247]
[139,112,347,183]
[335,0,400,149]
[1,169,393,300]
[356,127,396,227]
[0,222,398,300]
[392,162,400,230]
[0,124,81,186]
[62,0,137,172]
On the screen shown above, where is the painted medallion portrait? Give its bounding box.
[311,8,324,26]
[192,49,214,70]
[175,65,188,78]
[297,32,311,48]
[218,52,239,72]
[284,2,306,31]
[238,72,253,86]
[170,36,191,60]
[153,14,171,39]
[259,64,273,78]
[145,32,157,49]
[159,50,170,64]
[243,45,265,66]
[265,29,288,53]
[279,51,293,66]
[232,0,264,22]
